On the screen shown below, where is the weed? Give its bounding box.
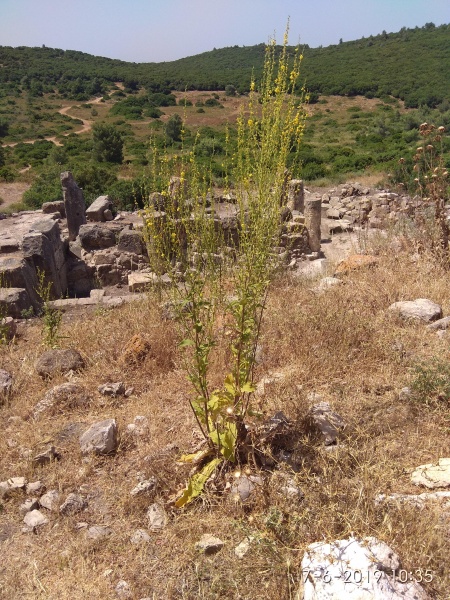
[410,357,450,408]
[143,24,307,505]
[35,268,63,347]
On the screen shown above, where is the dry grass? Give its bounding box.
[1,238,450,599]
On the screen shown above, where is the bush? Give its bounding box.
[92,123,124,164]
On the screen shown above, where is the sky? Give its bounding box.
[0,0,449,63]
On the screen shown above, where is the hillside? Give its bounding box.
[0,22,449,107]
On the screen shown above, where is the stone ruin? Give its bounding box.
[0,172,323,320]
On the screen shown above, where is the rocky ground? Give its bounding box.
[0,183,449,599]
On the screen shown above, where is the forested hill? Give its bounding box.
[0,22,448,107]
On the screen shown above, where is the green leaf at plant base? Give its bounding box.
[209,421,237,461]
[174,457,222,508]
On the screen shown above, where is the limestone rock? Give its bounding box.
[388,299,442,323]
[35,349,85,378]
[78,224,117,250]
[31,383,89,420]
[147,502,167,531]
[32,445,61,466]
[79,419,118,455]
[427,316,450,330]
[98,382,126,397]
[309,402,345,446]
[40,490,60,511]
[86,195,112,222]
[0,287,32,319]
[234,536,253,559]
[313,277,342,293]
[1,316,17,339]
[26,481,44,495]
[196,534,225,555]
[23,509,49,531]
[130,478,157,497]
[334,254,379,276]
[411,458,450,489]
[86,525,113,540]
[0,369,13,400]
[126,415,148,436]
[59,493,87,515]
[230,474,263,502]
[115,580,132,599]
[130,529,151,545]
[375,490,450,508]
[19,498,40,515]
[297,537,430,600]
[120,334,150,365]
[7,477,27,490]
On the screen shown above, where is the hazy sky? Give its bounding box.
[1,0,449,62]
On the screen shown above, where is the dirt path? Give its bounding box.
[2,96,104,148]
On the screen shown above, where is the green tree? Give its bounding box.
[165,113,183,142]
[0,118,9,138]
[225,84,236,96]
[92,123,124,163]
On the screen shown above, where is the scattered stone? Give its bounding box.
[334,254,379,276]
[147,503,167,531]
[427,316,450,330]
[115,580,132,599]
[126,415,148,436]
[375,490,450,508]
[86,525,113,540]
[0,287,33,319]
[98,382,126,397]
[86,195,112,222]
[35,348,85,378]
[31,383,89,420]
[120,334,150,365]
[78,223,117,250]
[19,498,40,515]
[309,402,345,446]
[1,316,16,340]
[388,298,443,323]
[234,536,253,559]
[32,445,61,466]
[59,493,87,516]
[130,478,157,497]
[40,490,60,511]
[26,481,44,495]
[0,481,10,499]
[124,387,135,397]
[298,536,430,600]
[79,419,118,455]
[23,509,49,531]
[130,529,151,545]
[274,473,304,500]
[7,477,27,490]
[196,534,225,555]
[0,369,13,400]
[312,277,342,293]
[411,458,450,489]
[128,272,161,292]
[230,474,263,502]
[399,387,412,401]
